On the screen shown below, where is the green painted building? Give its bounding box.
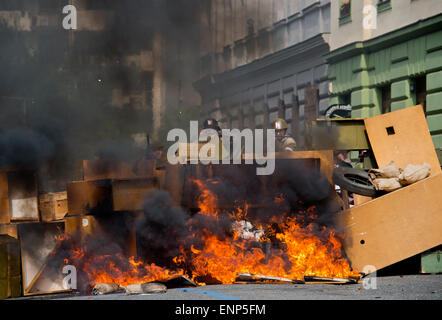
[326,13,442,149]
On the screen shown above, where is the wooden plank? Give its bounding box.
[25,263,46,294]
[337,171,442,273]
[303,276,358,284]
[236,273,305,284]
[364,105,441,172]
[21,289,71,297]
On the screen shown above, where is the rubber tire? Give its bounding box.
[333,166,377,197]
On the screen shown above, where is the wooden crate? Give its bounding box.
[39,192,68,222]
[0,235,21,299]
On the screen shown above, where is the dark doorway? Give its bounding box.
[414,76,427,115]
[381,85,391,114]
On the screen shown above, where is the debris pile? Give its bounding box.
[369,161,431,192]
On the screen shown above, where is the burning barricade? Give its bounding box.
[41,158,360,295]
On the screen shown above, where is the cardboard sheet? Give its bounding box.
[337,172,442,273]
[364,105,441,172]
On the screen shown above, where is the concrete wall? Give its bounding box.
[200,0,331,76]
[330,0,442,50]
[196,0,332,141]
[328,15,442,148]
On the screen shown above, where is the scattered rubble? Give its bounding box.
[369,162,432,192]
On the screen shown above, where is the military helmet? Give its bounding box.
[272,118,288,130]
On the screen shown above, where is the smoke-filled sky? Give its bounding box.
[0,0,201,190]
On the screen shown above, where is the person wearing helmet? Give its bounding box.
[202,118,222,137]
[272,118,297,152]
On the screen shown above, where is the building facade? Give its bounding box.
[195,0,332,147]
[326,0,442,149]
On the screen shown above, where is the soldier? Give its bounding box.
[272,118,297,152]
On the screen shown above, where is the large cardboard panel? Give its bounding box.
[364,105,441,172]
[337,172,442,273]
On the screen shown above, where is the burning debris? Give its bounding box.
[46,162,360,295]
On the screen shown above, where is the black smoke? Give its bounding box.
[0,0,201,190]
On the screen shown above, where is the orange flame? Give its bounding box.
[56,178,359,288]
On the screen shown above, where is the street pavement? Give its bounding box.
[18,274,441,300]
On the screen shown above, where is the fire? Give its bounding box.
[176,179,359,283]
[54,177,359,290]
[57,234,185,287]
[191,178,220,217]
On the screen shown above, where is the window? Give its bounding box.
[339,0,352,25]
[381,85,391,114]
[377,0,392,13]
[341,93,351,106]
[340,0,351,18]
[0,0,23,10]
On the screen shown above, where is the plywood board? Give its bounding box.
[364,105,441,172]
[337,172,442,273]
